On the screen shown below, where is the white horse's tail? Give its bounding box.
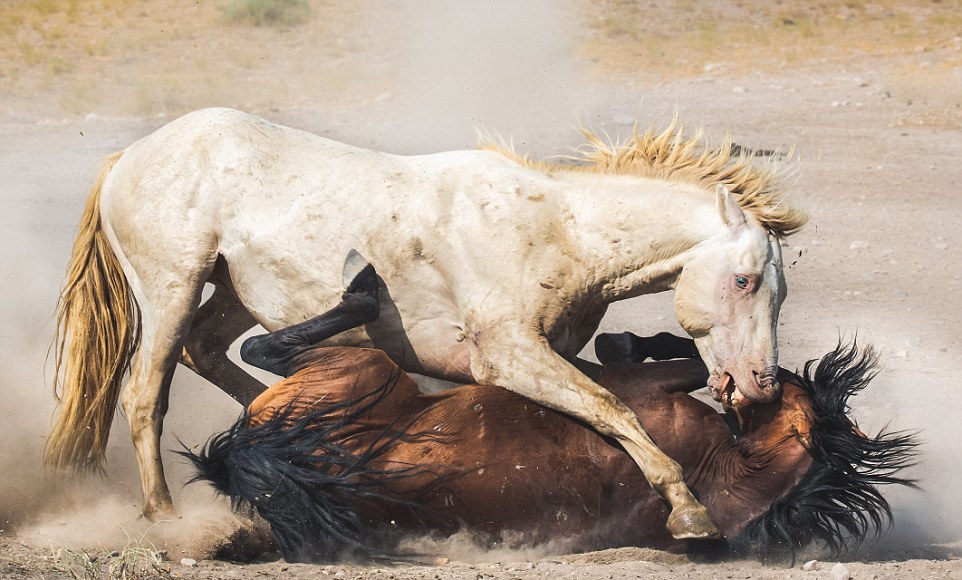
[44,151,142,472]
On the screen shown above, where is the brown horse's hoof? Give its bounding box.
[666,504,721,540]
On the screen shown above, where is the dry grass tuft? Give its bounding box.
[222,0,310,27]
[47,532,170,579]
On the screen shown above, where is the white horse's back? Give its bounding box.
[101,108,565,380]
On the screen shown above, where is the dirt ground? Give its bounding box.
[2,0,962,578]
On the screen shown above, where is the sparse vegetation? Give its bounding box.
[222,0,310,27]
[0,0,957,122]
[48,533,171,579]
[0,0,376,119]
[581,0,962,79]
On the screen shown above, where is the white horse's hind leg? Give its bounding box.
[121,264,213,520]
[470,328,720,540]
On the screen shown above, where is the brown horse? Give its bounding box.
[184,342,916,564]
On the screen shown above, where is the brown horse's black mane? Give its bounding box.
[733,342,920,564]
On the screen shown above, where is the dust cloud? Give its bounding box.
[373,0,580,153]
[0,0,592,558]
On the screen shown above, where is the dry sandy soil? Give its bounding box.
[2,0,962,578]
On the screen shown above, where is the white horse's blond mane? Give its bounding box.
[482,117,808,238]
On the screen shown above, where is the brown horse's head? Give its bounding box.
[727,343,918,563]
[697,378,819,544]
[603,342,917,562]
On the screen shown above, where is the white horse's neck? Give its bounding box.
[554,172,721,302]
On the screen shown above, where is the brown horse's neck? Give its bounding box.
[600,362,816,541]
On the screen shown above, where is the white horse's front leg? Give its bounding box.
[469,327,720,540]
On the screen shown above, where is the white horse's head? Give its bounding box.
[674,186,786,408]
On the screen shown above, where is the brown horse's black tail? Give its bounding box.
[180,378,424,563]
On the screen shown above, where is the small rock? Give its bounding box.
[733,86,746,93]
[831,563,850,580]
[109,551,121,558]
[849,240,869,250]
[802,560,820,571]
[180,558,197,567]
[934,242,949,250]
[893,350,909,359]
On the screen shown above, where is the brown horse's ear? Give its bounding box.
[849,419,869,440]
[791,425,813,450]
[716,185,748,232]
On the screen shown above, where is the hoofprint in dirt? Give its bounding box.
[2,1,962,578]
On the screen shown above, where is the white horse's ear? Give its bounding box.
[342,248,372,290]
[715,185,748,232]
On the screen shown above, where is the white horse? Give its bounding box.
[46,108,806,539]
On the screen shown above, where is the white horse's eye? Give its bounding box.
[735,275,749,289]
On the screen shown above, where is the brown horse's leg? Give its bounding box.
[470,328,719,540]
[240,258,379,377]
[181,258,264,406]
[595,331,698,364]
